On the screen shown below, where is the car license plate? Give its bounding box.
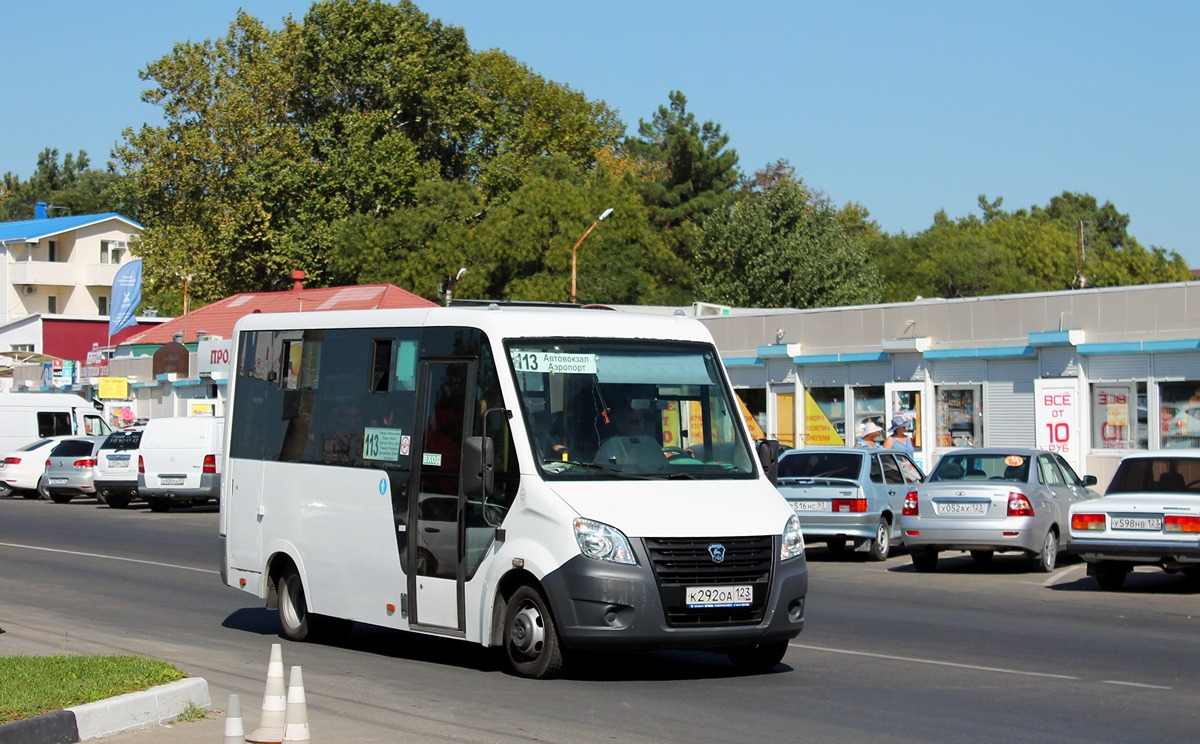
[1111,516,1162,531]
[160,477,185,486]
[791,501,828,512]
[48,478,68,485]
[686,584,753,608]
[107,457,129,469]
[938,502,987,515]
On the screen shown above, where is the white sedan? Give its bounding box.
[0,436,72,499]
[1067,450,1200,590]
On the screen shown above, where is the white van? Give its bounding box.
[93,426,146,509]
[220,306,807,678]
[0,393,112,454]
[137,417,225,512]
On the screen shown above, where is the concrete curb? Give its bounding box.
[0,678,211,744]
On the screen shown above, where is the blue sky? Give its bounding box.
[4,1,1197,265]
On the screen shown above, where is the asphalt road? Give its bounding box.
[2,495,1198,743]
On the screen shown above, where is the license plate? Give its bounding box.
[1111,516,1162,531]
[938,502,987,515]
[791,501,828,512]
[686,584,753,608]
[160,477,185,486]
[48,478,68,485]
[107,459,129,469]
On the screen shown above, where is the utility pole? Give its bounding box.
[1075,220,1087,289]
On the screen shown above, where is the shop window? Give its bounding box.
[936,386,982,448]
[852,386,885,435]
[1160,382,1200,449]
[1091,382,1147,450]
[806,387,846,446]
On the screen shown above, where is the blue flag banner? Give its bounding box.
[109,259,143,338]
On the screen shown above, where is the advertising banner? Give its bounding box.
[109,259,143,337]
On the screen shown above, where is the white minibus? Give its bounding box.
[219,305,807,678]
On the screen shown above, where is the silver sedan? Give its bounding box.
[900,448,1099,572]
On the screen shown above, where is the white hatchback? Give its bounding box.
[0,436,72,499]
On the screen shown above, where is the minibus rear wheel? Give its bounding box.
[503,584,564,679]
[277,567,350,642]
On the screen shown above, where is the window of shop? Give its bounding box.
[1091,382,1147,450]
[735,388,767,439]
[1159,382,1200,449]
[806,387,846,446]
[851,386,885,436]
[935,385,982,448]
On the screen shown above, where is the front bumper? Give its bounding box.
[541,538,807,652]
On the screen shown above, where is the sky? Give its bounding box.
[4,1,1197,264]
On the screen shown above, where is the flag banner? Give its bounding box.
[109,259,143,337]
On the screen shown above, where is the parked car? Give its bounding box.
[93,426,145,509]
[43,436,107,504]
[1066,450,1200,590]
[138,417,225,512]
[776,447,924,560]
[0,436,72,499]
[900,448,1099,573]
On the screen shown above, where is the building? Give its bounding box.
[698,281,1200,486]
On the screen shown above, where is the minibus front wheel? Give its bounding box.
[503,584,564,679]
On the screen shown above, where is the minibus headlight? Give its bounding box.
[781,514,805,561]
[573,518,637,565]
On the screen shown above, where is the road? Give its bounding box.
[1,496,1198,743]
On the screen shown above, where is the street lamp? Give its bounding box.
[570,207,613,304]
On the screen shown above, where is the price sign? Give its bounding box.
[1034,379,1082,474]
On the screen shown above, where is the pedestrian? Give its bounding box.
[855,421,884,448]
[882,413,915,454]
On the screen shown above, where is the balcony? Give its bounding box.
[9,260,122,289]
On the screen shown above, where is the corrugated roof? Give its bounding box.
[0,213,143,242]
[122,284,438,345]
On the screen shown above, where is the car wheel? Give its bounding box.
[147,497,171,513]
[1095,563,1128,591]
[37,477,51,500]
[0,484,12,498]
[825,537,847,555]
[106,495,131,509]
[503,585,564,679]
[970,550,994,564]
[49,493,73,504]
[910,547,939,572]
[1033,529,1058,573]
[727,640,789,673]
[867,518,891,562]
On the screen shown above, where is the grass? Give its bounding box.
[0,655,187,723]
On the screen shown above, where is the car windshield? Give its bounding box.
[779,452,862,480]
[929,453,1030,483]
[51,440,97,458]
[1107,457,1200,495]
[508,339,756,480]
[102,430,143,450]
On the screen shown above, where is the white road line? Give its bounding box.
[790,642,1077,680]
[1103,680,1173,690]
[0,541,219,575]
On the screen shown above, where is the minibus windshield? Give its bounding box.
[508,340,757,480]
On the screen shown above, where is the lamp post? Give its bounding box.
[570,207,613,304]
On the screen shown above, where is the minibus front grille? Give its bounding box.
[643,536,773,627]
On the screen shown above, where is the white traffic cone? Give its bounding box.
[223,693,246,744]
[282,666,310,742]
[246,643,286,744]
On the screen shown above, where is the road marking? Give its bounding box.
[0,542,219,575]
[790,642,1077,679]
[1103,680,1173,690]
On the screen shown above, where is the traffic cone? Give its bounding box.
[223,693,246,744]
[282,666,310,742]
[246,643,286,744]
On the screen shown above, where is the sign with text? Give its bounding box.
[1035,378,1082,474]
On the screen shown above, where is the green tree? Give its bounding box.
[624,91,741,275]
[696,164,881,308]
[0,148,126,222]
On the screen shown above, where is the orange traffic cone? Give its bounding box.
[282,666,310,742]
[223,693,246,744]
[246,643,286,744]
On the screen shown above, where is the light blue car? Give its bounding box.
[776,447,925,561]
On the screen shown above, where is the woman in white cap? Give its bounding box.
[855,421,884,448]
[883,413,915,455]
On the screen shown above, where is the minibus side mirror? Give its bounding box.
[757,439,780,485]
[1082,474,1098,487]
[463,435,495,499]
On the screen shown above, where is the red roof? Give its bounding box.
[123,284,437,345]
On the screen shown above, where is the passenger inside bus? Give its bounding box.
[594,402,666,468]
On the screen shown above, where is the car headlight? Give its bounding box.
[573,518,637,565]
[781,514,805,561]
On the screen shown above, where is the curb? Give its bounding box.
[0,678,211,744]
